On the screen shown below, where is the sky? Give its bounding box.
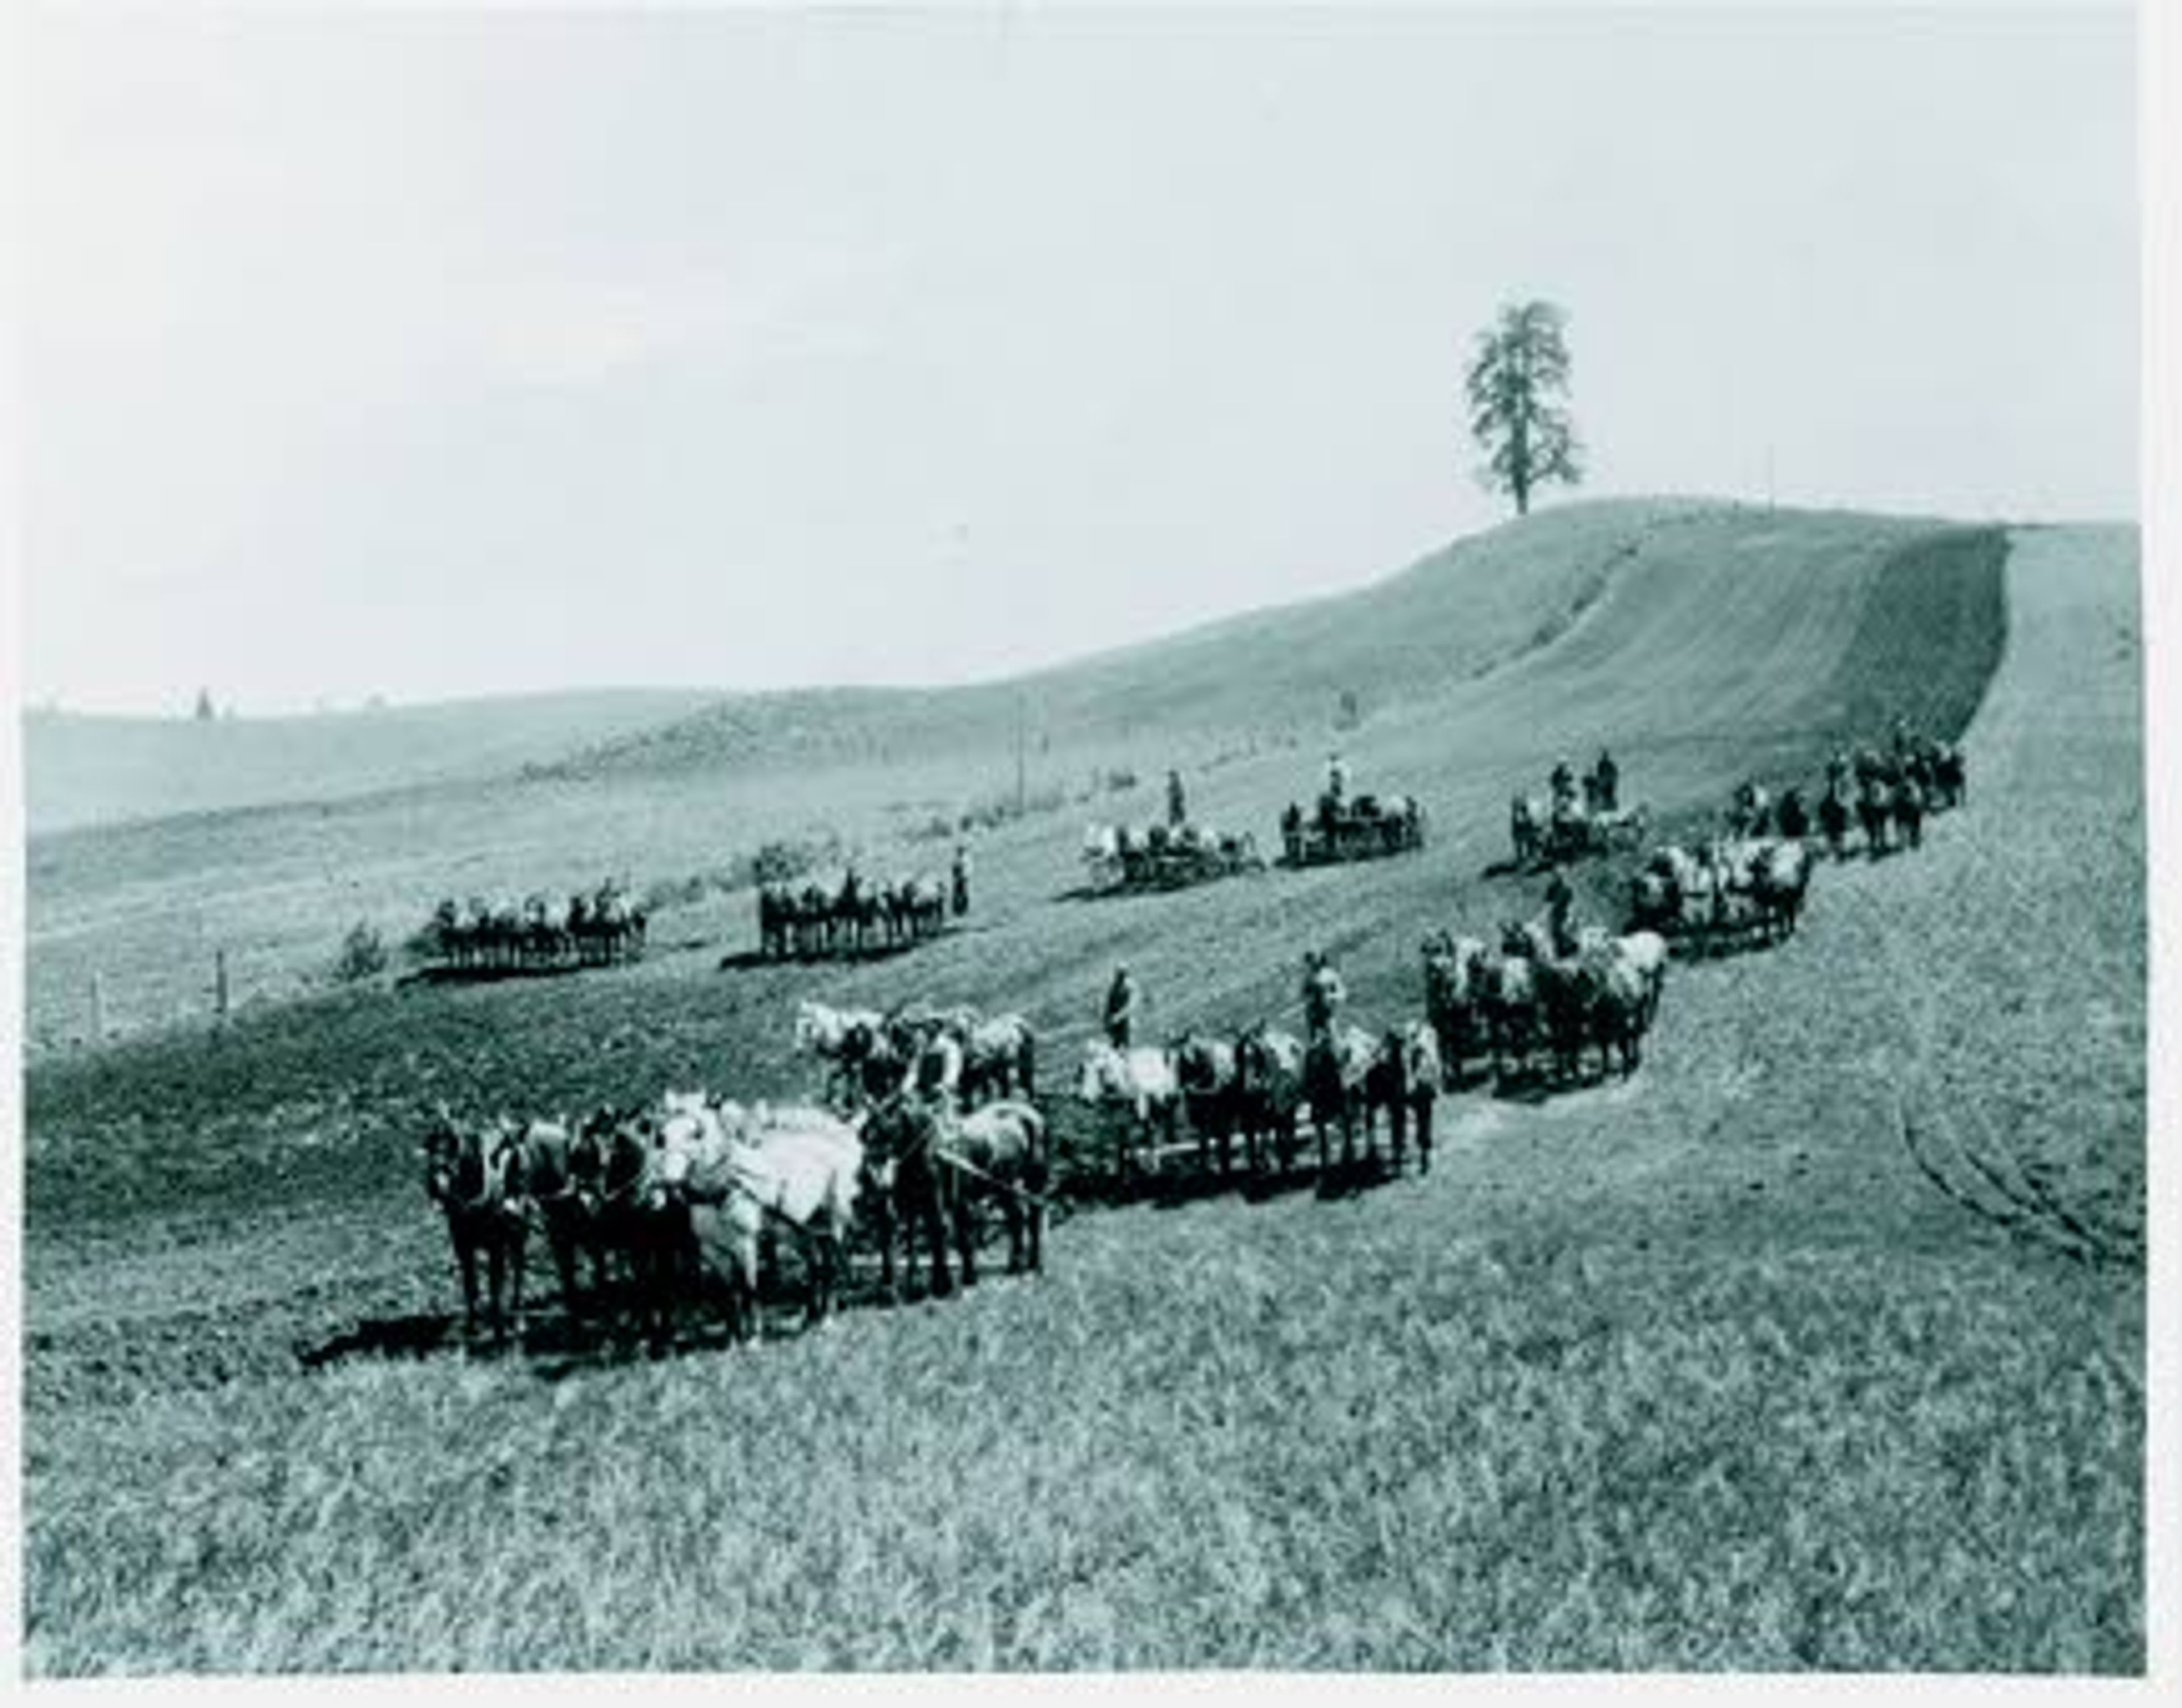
[16,3,2140,716]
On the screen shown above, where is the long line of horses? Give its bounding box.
[420,726,1969,1353]
[421,1068,1049,1351]
[423,886,647,973]
[756,869,962,961]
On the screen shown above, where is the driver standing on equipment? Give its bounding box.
[1105,964,1139,1048]
[1301,949,1346,1045]
[1544,864,1577,958]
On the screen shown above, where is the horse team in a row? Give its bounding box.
[756,860,965,961]
[420,1070,1048,1349]
[424,885,647,973]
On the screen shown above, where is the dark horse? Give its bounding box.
[1172,1032,1244,1177]
[1858,776,1894,857]
[420,1113,530,1340]
[588,1109,690,1347]
[518,1116,610,1319]
[1817,784,1850,859]
[859,1095,973,1301]
[1364,1023,1441,1176]
[859,1097,1047,1300]
[1234,1025,1306,1177]
[1893,774,1926,851]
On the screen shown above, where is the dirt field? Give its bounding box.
[19,510,2142,1672]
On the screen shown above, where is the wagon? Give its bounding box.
[1081,824,1265,893]
[1279,794,1427,867]
[1514,801,1650,869]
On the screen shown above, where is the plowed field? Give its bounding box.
[20,510,2142,1673]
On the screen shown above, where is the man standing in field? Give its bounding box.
[1594,748,1619,813]
[951,844,972,917]
[1301,949,1346,1045]
[1167,768,1188,827]
[1105,965,1139,1049]
[1544,863,1577,959]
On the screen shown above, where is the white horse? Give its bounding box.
[1075,1040,1181,1185]
[657,1099,864,1336]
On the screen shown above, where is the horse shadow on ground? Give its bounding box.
[717,939,934,972]
[397,962,597,990]
[1099,1149,1414,1209]
[295,1265,1042,1381]
[1665,928,1794,964]
[296,1309,468,1368]
[1051,881,1236,904]
[1484,1063,1644,1105]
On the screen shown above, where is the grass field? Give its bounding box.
[19,506,2143,1673]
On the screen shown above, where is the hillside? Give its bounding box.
[21,508,2143,1671]
[25,499,1958,1054]
[22,688,721,834]
[532,498,1739,781]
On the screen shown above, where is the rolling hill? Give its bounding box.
[19,502,2143,1672]
[20,688,723,835]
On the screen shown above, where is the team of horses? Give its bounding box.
[1279,791,1428,865]
[756,872,954,960]
[420,1072,1049,1349]
[424,886,647,973]
[1080,820,1263,890]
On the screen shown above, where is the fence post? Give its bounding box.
[214,947,230,1023]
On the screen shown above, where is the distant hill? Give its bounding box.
[22,689,721,834]
[538,498,1737,783]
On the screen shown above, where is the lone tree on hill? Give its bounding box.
[1465,299,1583,517]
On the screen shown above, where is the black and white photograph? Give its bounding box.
[5,0,2167,1684]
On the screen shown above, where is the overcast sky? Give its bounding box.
[19,3,2138,716]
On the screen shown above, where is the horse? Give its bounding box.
[941,1098,1048,1276]
[1751,841,1814,942]
[860,1097,1047,1299]
[1365,1022,1442,1175]
[1818,784,1851,860]
[794,1000,888,1103]
[1510,793,1548,868]
[1233,1024,1306,1177]
[1893,775,1926,851]
[1614,930,1670,1025]
[1858,776,1894,857]
[961,1013,1038,1106]
[1172,1031,1243,1177]
[588,1106,690,1347]
[1931,743,1967,808]
[420,1111,530,1340]
[1483,952,1543,1088]
[657,1099,864,1338]
[1075,1040,1181,1190]
[893,874,948,940]
[1588,949,1652,1078]
[1422,933,1490,1086]
[508,1115,610,1319]
[1304,1023,1378,1173]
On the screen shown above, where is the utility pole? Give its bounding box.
[1015,689,1027,816]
